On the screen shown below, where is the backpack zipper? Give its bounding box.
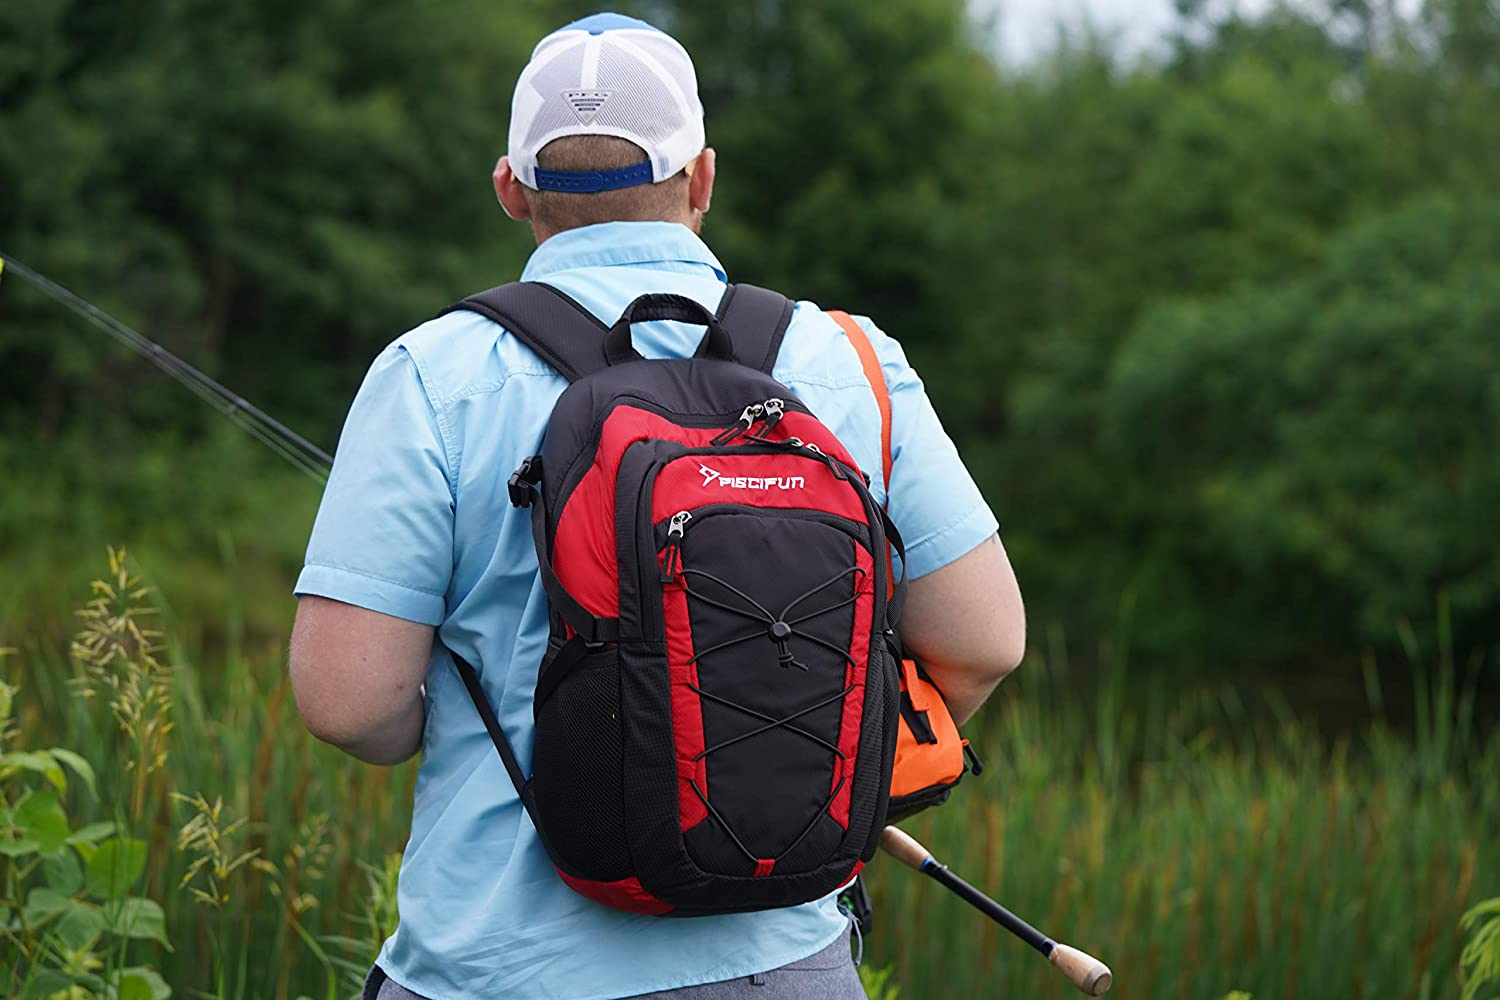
[554,395,810,516]
[709,397,786,447]
[621,439,888,641]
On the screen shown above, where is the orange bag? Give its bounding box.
[827,311,983,821]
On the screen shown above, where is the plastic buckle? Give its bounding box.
[508,456,542,508]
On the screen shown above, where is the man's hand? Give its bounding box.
[289,596,433,765]
[899,534,1025,724]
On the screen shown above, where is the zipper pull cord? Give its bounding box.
[804,441,848,481]
[660,511,692,582]
[761,397,785,433]
[710,402,765,446]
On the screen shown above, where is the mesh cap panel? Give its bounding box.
[508,23,705,189]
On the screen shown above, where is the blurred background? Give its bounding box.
[2,1,1497,997]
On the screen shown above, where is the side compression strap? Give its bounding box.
[529,498,619,645]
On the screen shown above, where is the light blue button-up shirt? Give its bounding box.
[295,222,998,999]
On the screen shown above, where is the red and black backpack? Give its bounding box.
[444,282,903,916]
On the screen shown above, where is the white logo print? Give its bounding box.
[696,463,805,491]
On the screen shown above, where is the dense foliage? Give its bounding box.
[3,0,1499,671]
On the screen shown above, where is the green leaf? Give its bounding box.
[13,787,70,853]
[0,831,41,856]
[0,680,13,722]
[22,969,75,998]
[43,848,84,894]
[72,839,99,866]
[68,821,117,845]
[55,902,107,951]
[117,967,172,1000]
[118,974,154,1000]
[47,748,97,799]
[0,750,67,794]
[85,837,147,900]
[22,886,69,926]
[103,898,170,947]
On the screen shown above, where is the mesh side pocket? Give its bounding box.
[530,647,632,882]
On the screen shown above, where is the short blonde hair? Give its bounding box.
[525,135,691,232]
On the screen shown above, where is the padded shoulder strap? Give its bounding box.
[442,282,610,383]
[714,283,795,374]
[446,281,795,381]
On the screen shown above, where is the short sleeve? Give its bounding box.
[294,346,456,625]
[859,317,999,579]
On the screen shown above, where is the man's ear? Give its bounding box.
[688,147,716,216]
[494,156,533,222]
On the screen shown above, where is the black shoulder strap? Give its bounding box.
[443,282,610,383]
[450,651,532,802]
[713,283,795,375]
[445,280,794,381]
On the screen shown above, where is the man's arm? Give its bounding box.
[841,312,1025,724]
[289,343,456,766]
[899,534,1024,724]
[289,596,433,765]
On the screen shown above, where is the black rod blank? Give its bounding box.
[922,860,1055,956]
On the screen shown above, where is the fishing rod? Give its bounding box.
[879,826,1113,995]
[0,252,334,483]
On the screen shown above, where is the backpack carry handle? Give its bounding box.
[606,293,735,365]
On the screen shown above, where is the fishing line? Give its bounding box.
[0,252,334,482]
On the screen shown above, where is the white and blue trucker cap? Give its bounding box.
[508,12,705,193]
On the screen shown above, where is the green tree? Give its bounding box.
[1107,194,1500,659]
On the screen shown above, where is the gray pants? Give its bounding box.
[363,927,865,999]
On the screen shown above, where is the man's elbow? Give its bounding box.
[995,630,1026,681]
[969,628,1024,688]
[290,669,362,749]
[292,686,419,765]
[979,602,1026,685]
[288,654,377,753]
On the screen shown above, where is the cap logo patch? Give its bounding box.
[564,90,613,124]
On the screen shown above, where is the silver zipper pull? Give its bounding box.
[802,441,847,480]
[762,397,785,431]
[712,404,765,446]
[661,511,692,582]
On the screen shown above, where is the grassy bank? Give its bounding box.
[863,659,1499,998]
[4,552,1497,998]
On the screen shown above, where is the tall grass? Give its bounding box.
[863,655,1500,999]
[7,551,412,998]
[6,550,1497,998]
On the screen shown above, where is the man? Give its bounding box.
[289,12,1024,999]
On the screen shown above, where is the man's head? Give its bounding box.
[493,13,715,243]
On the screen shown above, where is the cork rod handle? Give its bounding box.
[878,825,932,871]
[1049,943,1113,996]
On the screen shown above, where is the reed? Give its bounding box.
[863,655,1500,999]
[4,550,1497,998]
